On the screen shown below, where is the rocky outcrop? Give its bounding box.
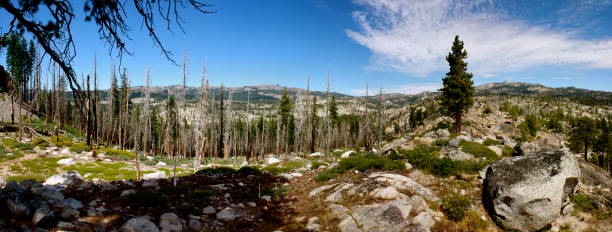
[512,141,540,156]
[483,150,580,231]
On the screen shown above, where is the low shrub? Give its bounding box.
[441,195,471,221]
[186,189,216,199]
[431,157,457,177]
[196,167,236,175]
[434,139,449,147]
[501,145,514,156]
[31,137,49,148]
[101,148,136,160]
[177,204,200,216]
[435,120,452,130]
[236,166,261,175]
[311,161,326,170]
[159,186,189,194]
[69,143,90,153]
[460,141,498,160]
[128,191,168,208]
[483,138,501,146]
[2,138,33,151]
[314,168,338,181]
[51,136,73,147]
[315,153,404,181]
[234,192,259,199]
[571,193,594,211]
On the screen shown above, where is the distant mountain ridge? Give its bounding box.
[95,82,611,106]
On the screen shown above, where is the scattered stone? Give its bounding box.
[203,206,216,214]
[156,161,167,166]
[449,135,472,147]
[7,196,31,217]
[247,202,257,207]
[261,195,272,202]
[120,189,136,196]
[121,217,159,232]
[513,141,540,156]
[369,173,438,201]
[188,219,202,231]
[340,151,355,158]
[142,180,158,188]
[60,148,72,156]
[30,186,65,201]
[488,146,503,156]
[447,150,475,161]
[309,184,336,197]
[57,158,76,165]
[309,152,322,157]
[338,215,362,232]
[32,206,57,229]
[159,213,183,232]
[278,172,303,180]
[265,157,281,164]
[405,162,413,169]
[44,171,84,187]
[216,208,237,221]
[142,171,166,180]
[54,198,84,209]
[60,206,80,220]
[305,217,320,232]
[4,180,26,192]
[483,150,580,231]
[351,200,413,232]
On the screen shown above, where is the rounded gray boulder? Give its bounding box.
[483,149,580,232]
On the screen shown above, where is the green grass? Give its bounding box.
[262,160,305,174]
[62,161,143,181]
[0,145,24,162]
[400,144,488,177]
[31,137,49,149]
[69,142,90,153]
[51,136,74,147]
[100,148,136,160]
[7,157,65,181]
[314,153,404,181]
[1,138,34,151]
[483,138,501,146]
[460,141,499,160]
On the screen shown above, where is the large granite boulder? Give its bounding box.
[483,150,580,231]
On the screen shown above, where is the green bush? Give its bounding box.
[442,195,471,221]
[101,148,136,160]
[51,136,73,147]
[571,193,594,211]
[128,191,168,208]
[460,141,498,160]
[434,139,449,147]
[236,166,261,175]
[177,204,200,216]
[431,157,457,177]
[196,167,236,175]
[31,137,49,148]
[314,168,338,181]
[311,161,326,170]
[403,144,439,169]
[2,138,33,151]
[186,189,216,199]
[69,143,90,153]
[314,153,404,182]
[483,138,501,146]
[435,120,452,130]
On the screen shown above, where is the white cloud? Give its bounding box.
[352,82,441,95]
[347,0,612,77]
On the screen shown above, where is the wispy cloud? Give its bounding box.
[347,0,612,77]
[352,82,441,95]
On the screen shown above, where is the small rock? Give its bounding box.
[188,219,202,231]
[32,206,57,229]
[405,162,413,169]
[60,206,80,220]
[57,158,76,165]
[261,195,272,202]
[305,217,320,232]
[60,148,72,156]
[30,186,65,201]
[216,208,237,221]
[55,198,84,209]
[159,213,183,232]
[143,171,166,179]
[142,179,158,188]
[309,152,323,157]
[44,171,84,187]
[7,196,31,217]
[156,161,167,166]
[447,150,474,161]
[121,189,136,196]
[203,206,216,214]
[247,202,257,207]
[121,217,159,232]
[265,157,281,164]
[4,180,26,192]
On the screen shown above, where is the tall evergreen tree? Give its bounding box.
[328,95,339,126]
[569,116,599,161]
[440,35,474,133]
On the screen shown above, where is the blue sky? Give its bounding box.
[1,0,611,95]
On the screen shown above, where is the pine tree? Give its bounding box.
[440,35,474,133]
[329,95,339,126]
[569,116,599,161]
